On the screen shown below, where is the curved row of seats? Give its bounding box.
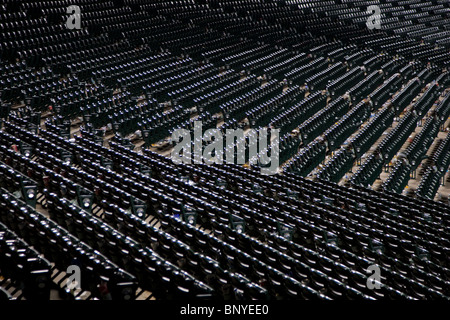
[382,117,442,194]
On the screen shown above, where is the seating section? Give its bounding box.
[0,222,52,300]
[416,132,450,199]
[1,0,450,300]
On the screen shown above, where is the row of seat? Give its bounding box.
[0,221,51,300]
[165,162,450,296]
[297,97,350,146]
[382,117,442,194]
[416,132,450,200]
[0,186,138,300]
[326,75,444,186]
[246,85,306,129]
[101,129,450,292]
[3,0,450,300]
[282,140,327,177]
[28,128,296,297]
[351,110,421,188]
